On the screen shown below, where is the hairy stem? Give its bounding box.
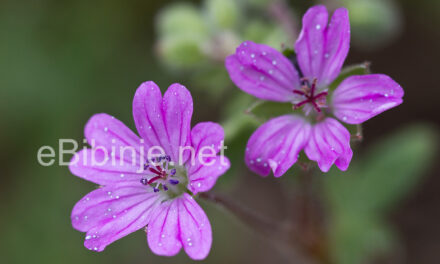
[199,191,317,264]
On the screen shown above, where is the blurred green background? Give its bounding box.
[0,0,439,263]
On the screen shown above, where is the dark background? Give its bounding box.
[0,0,438,263]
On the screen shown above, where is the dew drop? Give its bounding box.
[272,60,277,65]
[316,24,321,30]
[343,116,347,121]
[256,158,262,163]
[251,53,255,58]
[120,174,124,178]
[260,76,265,81]
[85,235,91,240]
[104,127,108,132]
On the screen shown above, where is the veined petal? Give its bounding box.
[304,118,352,172]
[147,199,181,257]
[245,115,311,177]
[187,122,230,194]
[132,82,193,162]
[71,183,161,251]
[69,149,144,185]
[332,74,404,124]
[178,194,212,260]
[84,113,144,166]
[295,6,350,86]
[225,41,301,102]
[162,84,193,163]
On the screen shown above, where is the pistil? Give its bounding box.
[293,78,328,112]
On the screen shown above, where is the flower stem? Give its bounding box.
[199,191,317,264]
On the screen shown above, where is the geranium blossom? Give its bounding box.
[69,81,230,260]
[225,5,403,176]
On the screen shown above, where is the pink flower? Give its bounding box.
[69,81,230,260]
[225,5,403,176]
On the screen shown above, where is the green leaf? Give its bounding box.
[247,100,300,122]
[326,124,438,214]
[329,62,370,91]
[325,124,438,264]
[329,213,395,264]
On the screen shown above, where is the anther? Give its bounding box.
[140,178,148,185]
[169,179,179,185]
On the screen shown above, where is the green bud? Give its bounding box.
[158,35,206,68]
[243,20,287,49]
[205,0,240,30]
[157,3,208,37]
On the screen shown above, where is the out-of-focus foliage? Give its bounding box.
[336,0,403,49]
[325,124,438,264]
[155,0,289,95]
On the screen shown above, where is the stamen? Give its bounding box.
[163,184,168,191]
[170,168,176,175]
[140,178,148,185]
[169,179,179,185]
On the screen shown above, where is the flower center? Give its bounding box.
[140,155,188,198]
[292,77,328,113]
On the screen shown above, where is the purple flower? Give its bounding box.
[225,5,403,176]
[69,81,230,260]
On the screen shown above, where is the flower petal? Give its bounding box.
[178,194,212,260]
[295,6,350,86]
[332,74,404,124]
[245,115,311,177]
[132,82,193,162]
[225,41,301,102]
[69,149,144,185]
[162,83,193,163]
[304,118,352,172]
[147,199,182,257]
[85,113,144,164]
[71,183,161,251]
[187,122,230,194]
